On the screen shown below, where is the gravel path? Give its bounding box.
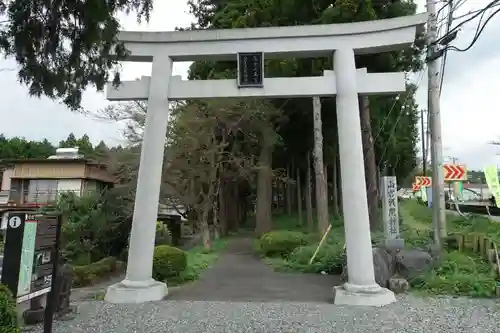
[22,295,499,333]
[169,237,339,302]
[21,238,500,332]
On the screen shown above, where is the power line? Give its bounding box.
[376,70,425,171]
[446,6,500,52]
[438,0,455,95]
[435,0,500,45]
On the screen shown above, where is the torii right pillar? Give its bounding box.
[332,48,396,306]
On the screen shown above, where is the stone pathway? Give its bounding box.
[168,237,339,302]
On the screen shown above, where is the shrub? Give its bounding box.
[0,284,20,333]
[42,190,133,265]
[72,257,121,287]
[410,251,496,297]
[287,243,346,274]
[258,231,309,257]
[153,245,187,281]
[155,221,172,245]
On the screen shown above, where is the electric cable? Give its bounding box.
[446,6,500,52]
[435,0,500,45]
[376,70,425,171]
[438,0,455,95]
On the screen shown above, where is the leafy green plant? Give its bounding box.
[41,190,133,265]
[152,245,187,281]
[72,257,123,287]
[173,239,228,285]
[155,221,172,245]
[0,284,20,333]
[258,230,309,257]
[410,251,496,297]
[286,243,346,274]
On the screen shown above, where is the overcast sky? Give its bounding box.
[0,0,499,170]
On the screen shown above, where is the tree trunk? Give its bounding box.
[296,167,303,225]
[212,179,221,240]
[359,95,380,231]
[285,165,292,215]
[201,200,212,250]
[255,133,273,235]
[331,152,339,217]
[336,152,343,215]
[218,178,228,235]
[305,153,313,230]
[324,163,328,206]
[312,96,329,234]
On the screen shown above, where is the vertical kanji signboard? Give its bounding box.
[381,176,399,240]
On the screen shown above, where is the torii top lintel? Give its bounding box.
[119,13,427,62]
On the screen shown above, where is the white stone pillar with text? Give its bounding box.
[105,55,172,303]
[333,48,396,306]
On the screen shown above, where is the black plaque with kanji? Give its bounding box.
[237,52,264,87]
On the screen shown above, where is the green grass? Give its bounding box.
[400,199,500,297]
[170,238,228,286]
[258,201,500,298]
[256,213,346,275]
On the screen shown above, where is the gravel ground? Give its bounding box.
[21,295,499,333]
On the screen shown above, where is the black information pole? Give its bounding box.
[237,52,264,88]
[0,210,63,333]
[43,214,62,333]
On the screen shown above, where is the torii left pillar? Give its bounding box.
[105,55,171,303]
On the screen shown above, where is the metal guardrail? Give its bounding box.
[446,202,500,216]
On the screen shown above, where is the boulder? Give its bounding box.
[340,247,434,288]
[388,276,409,294]
[341,247,395,288]
[395,248,433,280]
[372,247,395,288]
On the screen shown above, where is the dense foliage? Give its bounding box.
[258,231,310,257]
[152,245,188,281]
[0,284,20,333]
[0,133,114,161]
[44,191,133,265]
[185,0,423,183]
[0,0,153,110]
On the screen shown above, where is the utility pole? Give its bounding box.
[421,108,426,176]
[427,0,447,247]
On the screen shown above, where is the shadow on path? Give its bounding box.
[169,237,341,303]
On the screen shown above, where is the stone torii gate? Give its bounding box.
[104,13,427,306]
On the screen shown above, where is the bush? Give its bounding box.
[72,257,122,287]
[42,190,133,265]
[287,243,346,274]
[0,284,20,333]
[155,221,172,245]
[153,245,187,281]
[258,231,309,257]
[410,251,497,297]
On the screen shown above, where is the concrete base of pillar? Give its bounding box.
[105,279,168,304]
[333,284,396,307]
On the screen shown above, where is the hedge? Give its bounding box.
[153,245,187,281]
[258,231,309,257]
[0,284,20,333]
[73,256,124,287]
